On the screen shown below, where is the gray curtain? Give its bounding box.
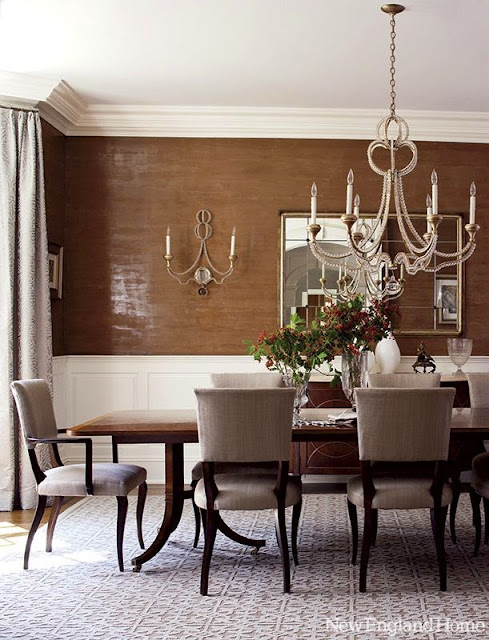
[0,107,53,510]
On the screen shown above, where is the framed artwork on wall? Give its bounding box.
[436,275,458,324]
[48,243,63,300]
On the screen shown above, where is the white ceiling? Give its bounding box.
[1,0,488,138]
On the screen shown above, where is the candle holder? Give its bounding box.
[164,210,237,295]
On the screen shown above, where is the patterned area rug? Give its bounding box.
[1,493,489,639]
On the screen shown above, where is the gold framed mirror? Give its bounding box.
[279,212,463,336]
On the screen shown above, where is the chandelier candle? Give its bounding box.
[310,183,317,225]
[346,170,354,216]
[306,3,480,302]
[470,183,476,225]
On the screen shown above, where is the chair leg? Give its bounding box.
[359,505,374,593]
[431,505,448,592]
[191,480,201,548]
[275,507,291,594]
[483,497,489,545]
[24,495,48,570]
[347,499,358,565]
[371,509,378,547]
[470,487,482,557]
[136,482,147,550]
[450,473,461,544]
[291,500,302,566]
[116,496,129,572]
[46,496,64,552]
[201,509,218,596]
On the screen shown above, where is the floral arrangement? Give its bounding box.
[245,295,399,387]
[317,295,400,356]
[244,313,335,385]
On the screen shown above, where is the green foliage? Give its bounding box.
[244,295,400,386]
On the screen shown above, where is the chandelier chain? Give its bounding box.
[389,14,397,117]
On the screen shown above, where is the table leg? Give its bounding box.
[131,443,184,571]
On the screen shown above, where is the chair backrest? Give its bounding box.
[355,387,455,462]
[368,373,441,388]
[467,373,489,408]
[11,379,58,446]
[195,388,295,463]
[210,372,284,388]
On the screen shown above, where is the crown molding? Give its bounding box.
[3,72,489,142]
[62,105,489,143]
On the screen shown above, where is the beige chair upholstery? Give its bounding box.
[368,373,441,388]
[190,371,284,547]
[210,372,284,388]
[194,387,301,595]
[11,379,148,571]
[346,387,455,592]
[467,373,489,408]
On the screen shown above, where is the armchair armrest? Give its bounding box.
[28,436,94,495]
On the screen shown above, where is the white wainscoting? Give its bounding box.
[53,354,489,484]
[54,355,267,484]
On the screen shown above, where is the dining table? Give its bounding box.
[67,406,489,572]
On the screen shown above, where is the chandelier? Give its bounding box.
[307,3,479,301]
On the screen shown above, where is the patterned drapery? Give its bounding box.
[0,107,52,510]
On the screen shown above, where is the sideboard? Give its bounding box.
[290,376,470,475]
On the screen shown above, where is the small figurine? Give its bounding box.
[412,342,436,373]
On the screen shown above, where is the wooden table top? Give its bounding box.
[66,407,489,441]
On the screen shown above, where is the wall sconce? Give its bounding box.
[164,209,237,295]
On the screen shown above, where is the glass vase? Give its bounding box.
[341,351,369,411]
[283,371,310,424]
[447,338,473,375]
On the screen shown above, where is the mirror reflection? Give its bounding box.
[280,212,463,336]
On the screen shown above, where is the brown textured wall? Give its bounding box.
[64,137,489,356]
[42,120,66,356]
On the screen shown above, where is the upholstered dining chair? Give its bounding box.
[11,379,148,572]
[194,387,301,595]
[190,371,285,547]
[347,387,455,592]
[366,371,462,542]
[368,373,441,388]
[466,373,489,552]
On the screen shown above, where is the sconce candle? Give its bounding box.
[230,227,236,256]
[166,226,171,255]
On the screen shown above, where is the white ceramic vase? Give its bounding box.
[375,332,401,374]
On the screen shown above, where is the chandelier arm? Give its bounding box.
[429,242,477,271]
[394,179,434,256]
[309,239,354,263]
[396,177,433,251]
[398,238,437,274]
[355,174,390,250]
[434,239,476,259]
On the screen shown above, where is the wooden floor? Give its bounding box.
[0,485,165,553]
